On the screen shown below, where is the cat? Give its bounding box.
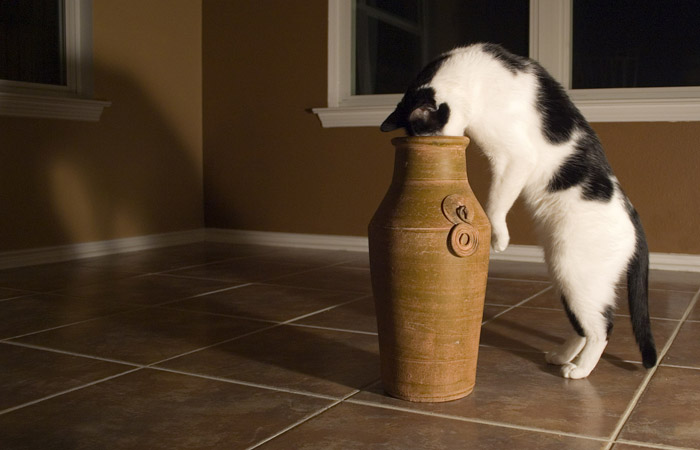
[380,43,657,379]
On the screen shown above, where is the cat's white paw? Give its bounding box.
[545,351,571,366]
[561,363,592,379]
[491,223,510,253]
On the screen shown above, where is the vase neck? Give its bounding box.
[392,145,468,182]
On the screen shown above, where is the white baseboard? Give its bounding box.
[205,228,369,252]
[1,228,699,273]
[0,230,205,270]
[205,229,700,273]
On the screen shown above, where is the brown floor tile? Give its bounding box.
[0,287,31,300]
[166,283,363,322]
[482,304,510,322]
[352,346,646,439]
[0,343,134,412]
[0,369,332,450]
[611,444,672,450]
[261,247,365,267]
[0,294,139,340]
[619,366,700,448]
[258,401,606,449]
[270,266,372,293]
[647,270,700,292]
[12,307,267,365]
[293,296,377,333]
[688,300,700,321]
[55,274,234,306]
[484,278,551,306]
[338,252,371,269]
[78,242,277,273]
[158,325,380,397]
[525,287,696,320]
[487,260,551,281]
[165,257,316,283]
[662,320,700,368]
[0,262,137,292]
[480,307,679,364]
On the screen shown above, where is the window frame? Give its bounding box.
[0,0,110,121]
[313,0,700,127]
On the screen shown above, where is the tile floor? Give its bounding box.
[0,242,699,449]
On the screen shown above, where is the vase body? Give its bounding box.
[368,136,491,402]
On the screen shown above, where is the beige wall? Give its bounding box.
[2,1,698,256]
[203,0,700,255]
[0,0,203,251]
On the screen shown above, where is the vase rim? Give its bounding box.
[391,136,470,147]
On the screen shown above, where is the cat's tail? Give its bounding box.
[627,206,657,369]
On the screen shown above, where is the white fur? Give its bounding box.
[423,45,638,378]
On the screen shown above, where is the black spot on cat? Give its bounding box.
[535,66,587,144]
[562,295,585,337]
[481,43,529,74]
[548,130,614,202]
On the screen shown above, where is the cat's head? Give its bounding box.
[380,54,453,136]
[380,87,451,136]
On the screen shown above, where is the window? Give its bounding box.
[0,0,110,121]
[314,0,700,126]
[354,0,528,95]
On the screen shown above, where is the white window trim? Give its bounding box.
[313,0,700,127]
[0,0,110,121]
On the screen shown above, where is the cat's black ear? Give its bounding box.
[380,109,402,132]
[409,105,436,124]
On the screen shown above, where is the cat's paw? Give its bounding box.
[561,363,592,379]
[490,223,510,253]
[545,350,571,366]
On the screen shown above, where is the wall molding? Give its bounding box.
[1,228,699,273]
[0,230,205,270]
[205,229,700,273]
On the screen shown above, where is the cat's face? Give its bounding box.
[380,87,451,136]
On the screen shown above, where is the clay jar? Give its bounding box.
[368,136,491,402]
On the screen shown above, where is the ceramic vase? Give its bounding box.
[368,136,491,402]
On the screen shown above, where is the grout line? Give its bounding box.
[284,323,378,336]
[344,397,610,444]
[2,306,151,341]
[481,285,553,325]
[659,362,700,371]
[243,377,380,450]
[613,438,699,450]
[244,392,357,450]
[0,340,145,368]
[149,366,341,402]
[603,285,700,450]
[0,368,142,416]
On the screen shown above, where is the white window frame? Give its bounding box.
[0,0,110,121]
[313,0,700,127]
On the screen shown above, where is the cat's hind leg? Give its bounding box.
[558,296,614,380]
[546,331,586,365]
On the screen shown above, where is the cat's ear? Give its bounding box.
[408,104,437,124]
[380,109,402,132]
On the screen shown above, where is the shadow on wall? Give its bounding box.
[0,63,203,252]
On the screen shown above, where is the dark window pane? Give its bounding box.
[355,0,529,95]
[573,0,700,89]
[0,0,66,86]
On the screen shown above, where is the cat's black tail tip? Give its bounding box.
[642,346,657,369]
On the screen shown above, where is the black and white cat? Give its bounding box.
[381,43,656,379]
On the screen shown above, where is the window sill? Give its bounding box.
[314,95,700,128]
[0,92,111,122]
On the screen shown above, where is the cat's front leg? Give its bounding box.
[488,210,510,253]
[485,155,533,253]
